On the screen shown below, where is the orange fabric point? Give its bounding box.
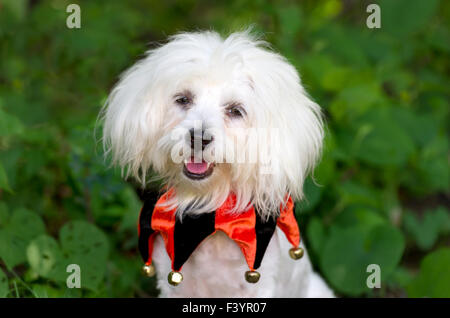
[150,190,177,267]
[214,194,257,271]
[277,196,300,247]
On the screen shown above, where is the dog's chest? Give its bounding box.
[152,231,279,297]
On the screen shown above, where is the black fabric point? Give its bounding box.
[253,211,278,269]
[173,211,216,271]
[138,196,157,262]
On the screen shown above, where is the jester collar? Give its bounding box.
[138,189,304,285]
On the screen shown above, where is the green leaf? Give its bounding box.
[31,284,64,298]
[389,266,414,289]
[333,207,386,231]
[0,202,9,227]
[330,83,383,122]
[8,208,46,242]
[25,222,109,291]
[316,26,368,66]
[417,135,449,192]
[0,230,26,270]
[314,144,336,186]
[407,248,450,297]
[353,109,415,166]
[0,209,46,269]
[299,54,336,89]
[0,162,12,192]
[321,224,405,296]
[296,177,323,213]
[0,268,8,298]
[379,0,440,37]
[118,187,144,233]
[321,66,352,92]
[306,217,327,254]
[0,108,24,137]
[403,207,450,250]
[277,4,303,36]
[59,221,109,291]
[392,108,438,147]
[336,181,380,208]
[0,0,27,21]
[27,235,64,280]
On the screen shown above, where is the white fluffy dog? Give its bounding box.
[102,30,334,297]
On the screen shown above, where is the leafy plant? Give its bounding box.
[0,0,448,297]
[407,248,450,297]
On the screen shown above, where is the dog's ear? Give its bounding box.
[248,50,324,207]
[100,52,165,184]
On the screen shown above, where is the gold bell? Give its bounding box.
[142,264,155,277]
[245,270,261,283]
[168,271,183,286]
[289,247,304,260]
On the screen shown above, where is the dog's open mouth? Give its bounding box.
[183,157,214,180]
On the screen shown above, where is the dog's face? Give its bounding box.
[102,31,323,216]
[160,70,254,186]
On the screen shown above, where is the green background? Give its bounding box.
[0,0,449,297]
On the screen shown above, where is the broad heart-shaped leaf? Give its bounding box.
[321,224,405,296]
[59,221,109,291]
[407,248,450,298]
[352,108,415,166]
[8,208,46,242]
[0,230,27,270]
[0,208,46,269]
[26,235,65,281]
[0,268,8,298]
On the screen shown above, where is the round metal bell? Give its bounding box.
[289,247,304,260]
[245,270,260,283]
[142,264,155,277]
[168,271,183,286]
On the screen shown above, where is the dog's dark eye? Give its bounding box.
[226,104,245,119]
[175,96,191,106]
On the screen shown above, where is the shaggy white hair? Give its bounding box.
[102,30,323,220]
[101,30,334,298]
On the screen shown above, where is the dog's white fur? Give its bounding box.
[102,30,334,297]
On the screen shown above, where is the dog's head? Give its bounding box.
[102,30,323,218]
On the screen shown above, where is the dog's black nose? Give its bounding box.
[189,128,213,150]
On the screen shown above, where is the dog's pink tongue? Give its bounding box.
[186,160,209,174]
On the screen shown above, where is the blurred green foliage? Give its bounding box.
[0,0,448,297]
